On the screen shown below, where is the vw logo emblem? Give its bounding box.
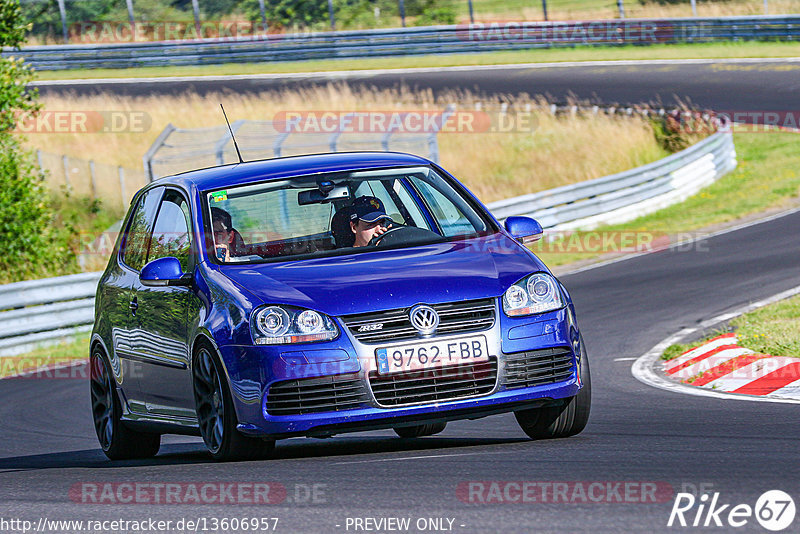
[409,305,439,336]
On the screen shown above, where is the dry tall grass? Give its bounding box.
[27,86,667,204]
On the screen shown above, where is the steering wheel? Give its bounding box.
[369,224,443,247]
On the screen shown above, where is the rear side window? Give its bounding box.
[148,192,193,272]
[122,188,162,271]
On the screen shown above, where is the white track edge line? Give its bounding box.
[631,284,800,404]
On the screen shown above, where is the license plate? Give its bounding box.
[375,335,490,375]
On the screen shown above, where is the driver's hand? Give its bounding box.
[373,222,391,237]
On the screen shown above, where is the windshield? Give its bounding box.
[204,165,493,264]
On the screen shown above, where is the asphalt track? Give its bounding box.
[3,60,799,533]
[35,59,800,114]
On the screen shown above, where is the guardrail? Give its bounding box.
[488,130,736,230]
[0,272,100,357]
[5,15,800,71]
[0,131,735,357]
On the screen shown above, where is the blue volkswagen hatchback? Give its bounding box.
[90,152,590,461]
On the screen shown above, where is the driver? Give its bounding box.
[349,196,393,247]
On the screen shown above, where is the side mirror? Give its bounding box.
[140,257,192,287]
[504,216,543,244]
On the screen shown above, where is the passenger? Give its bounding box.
[331,205,356,248]
[349,196,392,247]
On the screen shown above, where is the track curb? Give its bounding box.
[631,284,800,404]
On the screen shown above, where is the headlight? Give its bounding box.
[252,305,338,344]
[503,273,564,316]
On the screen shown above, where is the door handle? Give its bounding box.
[129,297,138,315]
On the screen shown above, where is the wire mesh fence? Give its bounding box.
[144,113,448,181]
[36,150,146,208]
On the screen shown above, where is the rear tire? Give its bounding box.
[90,349,160,460]
[394,422,447,438]
[193,344,275,461]
[515,338,591,440]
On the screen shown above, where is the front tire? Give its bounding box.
[515,338,591,440]
[394,422,447,438]
[90,349,160,460]
[193,345,275,461]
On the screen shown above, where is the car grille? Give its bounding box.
[341,298,496,344]
[368,358,498,407]
[265,373,369,416]
[504,347,575,389]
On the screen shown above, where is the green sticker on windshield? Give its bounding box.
[211,190,227,202]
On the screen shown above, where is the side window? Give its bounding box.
[353,181,400,220]
[392,179,432,230]
[409,177,475,237]
[122,188,162,272]
[148,192,193,272]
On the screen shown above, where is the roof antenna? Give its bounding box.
[220,104,244,164]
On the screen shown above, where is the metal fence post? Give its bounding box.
[61,155,70,188]
[328,0,336,31]
[399,0,406,27]
[691,0,697,16]
[468,0,475,23]
[542,0,548,21]
[427,105,455,164]
[617,0,625,19]
[56,0,68,44]
[125,0,135,28]
[89,160,97,199]
[259,0,268,32]
[191,0,202,36]
[274,129,291,158]
[36,150,44,174]
[143,123,176,182]
[329,113,355,152]
[118,166,127,209]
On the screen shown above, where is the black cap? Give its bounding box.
[350,196,390,223]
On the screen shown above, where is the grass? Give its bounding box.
[27,87,670,204]
[534,130,800,266]
[30,41,800,81]
[661,293,800,361]
[0,332,90,379]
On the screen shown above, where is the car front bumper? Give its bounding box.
[219,306,584,438]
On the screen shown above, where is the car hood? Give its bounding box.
[216,233,546,317]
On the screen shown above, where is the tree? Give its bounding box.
[0,0,73,283]
[21,0,117,44]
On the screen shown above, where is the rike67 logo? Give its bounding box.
[668,490,796,531]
